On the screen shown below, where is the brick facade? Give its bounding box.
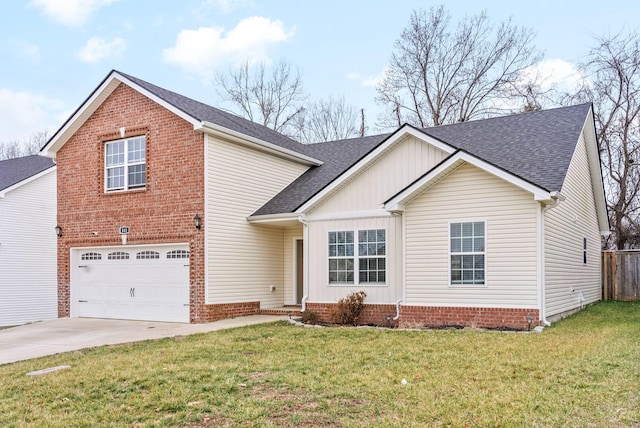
[55,83,252,323]
[306,302,539,330]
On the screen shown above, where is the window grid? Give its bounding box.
[167,250,190,259]
[105,136,146,191]
[328,229,386,285]
[328,231,354,284]
[450,221,485,285]
[81,252,102,260]
[136,251,160,260]
[107,251,130,260]
[358,229,386,284]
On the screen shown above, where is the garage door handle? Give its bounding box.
[78,300,88,303]
[78,265,88,268]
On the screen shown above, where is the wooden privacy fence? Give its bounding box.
[602,250,640,301]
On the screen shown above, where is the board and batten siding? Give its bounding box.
[0,169,57,327]
[404,163,540,308]
[205,135,309,308]
[545,131,602,317]
[306,215,402,304]
[310,135,448,214]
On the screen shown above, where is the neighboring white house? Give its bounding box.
[0,155,57,327]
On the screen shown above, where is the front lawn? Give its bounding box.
[1,301,639,427]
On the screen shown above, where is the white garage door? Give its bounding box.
[71,244,190,323]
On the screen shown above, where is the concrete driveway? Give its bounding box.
[0,315,288,365]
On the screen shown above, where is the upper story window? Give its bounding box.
[450,221,485,285]
[105,136,146,191]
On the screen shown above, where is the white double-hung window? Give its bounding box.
[450,221,485,285]
[105,136,146,191]
[328,229,386,285]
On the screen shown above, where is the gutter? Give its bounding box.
[540,192,566,326]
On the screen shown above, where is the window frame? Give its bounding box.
[104,136,146,192]
[448,220,487,287]
[328,228,387,286]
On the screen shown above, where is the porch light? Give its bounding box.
[193,214,202,230]
[55,225,62,238]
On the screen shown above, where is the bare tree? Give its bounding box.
[292,96,360,143]
[569,31,640,249]
[215,59,306,133]
[0,130,49,160]
[376,5,541,129]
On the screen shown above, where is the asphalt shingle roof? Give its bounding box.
[0,155,55,192]
[117,71,314,157]
[254,103,592,216]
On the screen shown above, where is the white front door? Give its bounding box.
[71,244,190,323]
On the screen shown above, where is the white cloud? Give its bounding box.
[347,68,387,87]
[16,41,40,62]
[0,89,67,143]
[163,16,294,80]
[30,0,119,26]
[519,58,587,94]
[77,37,127,63]
[199,0,254,14]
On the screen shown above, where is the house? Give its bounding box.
[0,155,57,327]
[40,70,608,329]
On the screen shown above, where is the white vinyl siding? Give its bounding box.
[310,135,448,213]
[0,169,57,327]
[205,135,309,308]
[545,132,602,317]
[307,216,402,304]
[404,163,539,308]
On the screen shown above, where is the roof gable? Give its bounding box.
[423,103,592,192]
[0,155,56,196]
[253,104,595,217]
[41,70,320,165]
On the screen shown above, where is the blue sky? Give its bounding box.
[1,0,639,145]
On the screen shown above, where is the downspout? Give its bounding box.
[298,215,309,312]
[393,299,402,320]
[540,192,565,326]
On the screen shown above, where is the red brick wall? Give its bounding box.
[306,303,539,330]
[56,82,253,323]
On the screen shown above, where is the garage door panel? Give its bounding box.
[72,245,190,323]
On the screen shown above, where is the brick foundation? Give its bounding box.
[194,302,261,323]
[306,303,540,330]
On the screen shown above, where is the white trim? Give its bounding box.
[296,125,456,213]
[385,151,552,212]
[448,219,487,287]
[581,108,610,235]
[204,134,210,304]
[104,136,146,192]
[199,121,322,166]
[0,166,56,198]
[304,209,394,222]
[247,213,299,224]
[115,73,200,128]
[327,228,388,287]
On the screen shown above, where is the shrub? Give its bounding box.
[301,309,320,325]
[330,291,367,325]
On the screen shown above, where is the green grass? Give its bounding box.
[1,301,639,427]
